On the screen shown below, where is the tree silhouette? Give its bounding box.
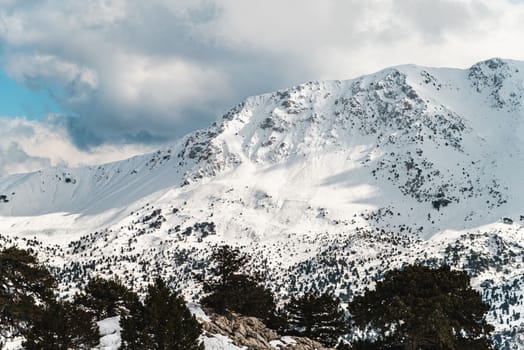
[121,278,203,350]
[75,276,138,319]
[0,247,55,338]
[349,264,494,350]
[284,292,347,347]
[24,300,98,350]
[200,245,277,323]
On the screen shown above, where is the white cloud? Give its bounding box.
[4,53,98,104]
[0,0,523,148]
[0,117,156,176]
[103,53,229,117]
[209,0,524,79]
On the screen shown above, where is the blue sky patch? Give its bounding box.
[0,70,62,120]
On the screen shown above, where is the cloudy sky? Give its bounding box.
[0,0,524,175]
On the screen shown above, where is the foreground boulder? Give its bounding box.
[201,311,334,350]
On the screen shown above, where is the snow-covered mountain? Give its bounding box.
[2,58,524,348]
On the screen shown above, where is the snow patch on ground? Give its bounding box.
[203,334,246,350]
[98,316,121,350]
[189,302,212,322]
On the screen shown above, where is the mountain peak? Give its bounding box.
[2,60,524,348]
[471,57,514,70]
[467,58,524,110]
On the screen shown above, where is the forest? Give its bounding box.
[0,245,494,349]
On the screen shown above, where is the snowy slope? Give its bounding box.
[1,58,524,348]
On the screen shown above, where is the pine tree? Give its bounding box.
[349,264,494,350]
[24,300,98,350]
[201,245,248,313]
[0,247,55,338]
[284,292,347,347]
[121,278,203,350]
[120,294,147,350]
[346,339,385,349]
[200,245,277,323]
[75,276,137,318]
[335,341,353,350]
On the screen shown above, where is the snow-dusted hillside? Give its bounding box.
[2,58,524,348]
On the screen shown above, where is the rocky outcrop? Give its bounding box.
[200,311,334,350]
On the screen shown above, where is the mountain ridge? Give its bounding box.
[1,58,524,348]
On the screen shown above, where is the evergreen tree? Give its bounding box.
[0,247,55,338]
[201,245,248,312]
[121,278,203,350]
[24,300,98,350]
[200,245,277,323]
[284,292,347,347]
[120,293,147,350]
[347,339,390,349]
[335,341,354,350]
[349,264,494,350]
[75,276,137,318]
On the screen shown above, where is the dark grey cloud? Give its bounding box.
[0,0,523,152]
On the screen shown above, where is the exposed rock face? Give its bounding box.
[201,311,334,350]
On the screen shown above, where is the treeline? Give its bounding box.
[0,246,495,349]
[198,245,494,350]
[0,247,202,349]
